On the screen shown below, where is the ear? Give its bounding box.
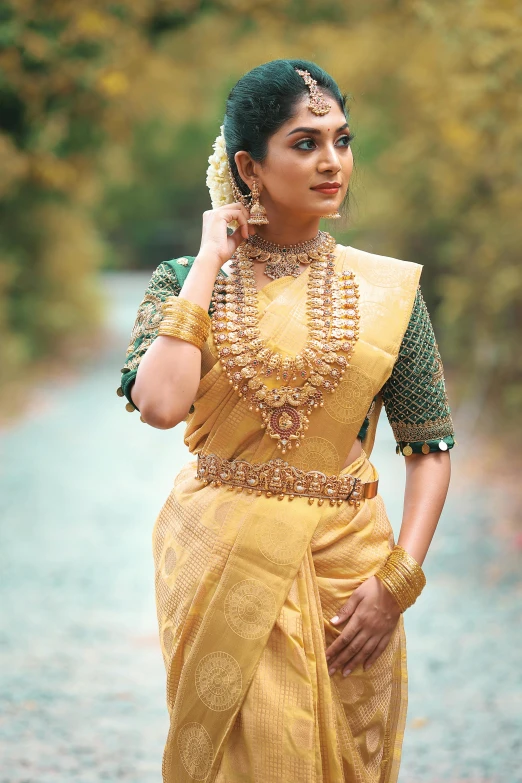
[234,151,260,190]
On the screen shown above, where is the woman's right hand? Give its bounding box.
[199,202,256,268]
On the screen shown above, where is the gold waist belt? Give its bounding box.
[196,453,379,507]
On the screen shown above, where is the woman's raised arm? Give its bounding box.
[130,202,253,429]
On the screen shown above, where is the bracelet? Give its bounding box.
[158,296,211,350]
[374,545,426,613]
[162,296,211,321]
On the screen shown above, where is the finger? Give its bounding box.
[215,203,248,222]
[330,591,363,627]
[341,636,378,676]
[325,616,361,661]
[225,208,251,240]
[362,633,392,672]
[327,630,368,675]
[229,220,251,247]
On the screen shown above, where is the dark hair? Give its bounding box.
[224,59,348,195]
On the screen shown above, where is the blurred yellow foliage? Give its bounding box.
[1,0,521,427]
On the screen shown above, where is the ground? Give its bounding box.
[0,272,520,783]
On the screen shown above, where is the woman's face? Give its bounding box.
[238,94,354,219]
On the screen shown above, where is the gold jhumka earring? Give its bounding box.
[227,164,269,225]
[247,180,269,225]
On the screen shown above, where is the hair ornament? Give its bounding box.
[295,69,331,116]
[206,124,236,209]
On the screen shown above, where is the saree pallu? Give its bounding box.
[152,245,422,783]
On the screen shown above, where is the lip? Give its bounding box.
[311,182,341,194]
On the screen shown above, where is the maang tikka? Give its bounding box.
[294,68,332,116]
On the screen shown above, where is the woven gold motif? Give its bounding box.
[177,722,214,780]
[255,515,308,565]
[195,651,242,712]
[323,365,374,425]
[224,579,277,640]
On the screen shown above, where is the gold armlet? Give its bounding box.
[374,545,426,613]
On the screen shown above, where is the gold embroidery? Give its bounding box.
[224,579,277,640]
[125,292,164,367]
[390,414,454,443]
[255,514,308,565]
[432,347,445,384]
[195,651,242,712]
[323,365,374,425]
[177,722,214,780]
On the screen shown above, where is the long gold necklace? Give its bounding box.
[211,232,360,454]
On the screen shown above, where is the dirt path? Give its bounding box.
[1,272,520,782]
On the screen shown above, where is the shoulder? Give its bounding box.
[336,244,423,288]
[144,256,195,294]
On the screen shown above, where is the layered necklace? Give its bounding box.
[211,231,360,454]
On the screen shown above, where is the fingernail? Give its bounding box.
[343,668,352,677]
[325,654,331,662]
[328,666,336,676]
[330,616,339,624]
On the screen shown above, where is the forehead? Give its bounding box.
[276,94,347,136]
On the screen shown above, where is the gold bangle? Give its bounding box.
[159,296,211,350]
[158,323,208,350]
[161,316,210,341]
[160,316,209,335]
[162,296,211,326]
[374,545,426,613]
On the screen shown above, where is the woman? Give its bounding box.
[117,59,453,783]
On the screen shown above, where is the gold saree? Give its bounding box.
[152,244,422,783]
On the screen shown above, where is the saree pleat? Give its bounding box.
[152,245,422,782]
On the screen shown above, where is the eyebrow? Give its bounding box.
[286,123,349,137]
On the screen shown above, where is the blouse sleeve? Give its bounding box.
[381,286,456,455]
[116,260,183,413]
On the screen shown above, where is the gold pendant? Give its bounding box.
[262,403,308,454]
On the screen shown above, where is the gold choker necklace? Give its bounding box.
[211,232,360,454]
[244,230,329,280]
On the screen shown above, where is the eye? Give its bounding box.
[294,138,316,151]
[336,133,355,147]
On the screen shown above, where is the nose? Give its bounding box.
[318,142,341,173]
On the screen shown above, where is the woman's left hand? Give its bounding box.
[324,575,401,676]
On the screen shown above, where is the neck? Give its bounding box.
[251,210,322,246]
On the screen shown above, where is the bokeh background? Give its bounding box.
[1,2,521,782]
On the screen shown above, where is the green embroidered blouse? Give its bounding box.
[118,257,455,456]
